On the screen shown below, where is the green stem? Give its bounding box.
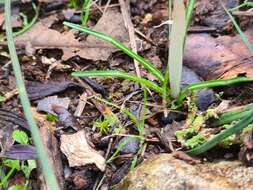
[14,3,39,37]
[0,167,15,188]
[178,77,253,104]
[222,2,253,55]
[72,70,164,95]
[81,0,91,26]
[185,0,196,32]
[5,1,59,189]
[1,3,39,42]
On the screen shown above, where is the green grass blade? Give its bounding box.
[222,2,253,55]
[187,108,253,155]
[186,0,196,31]
[5,1,59,189]
[168,0,186,98]
[81,0,91,26]
[72,70,163,94]
[211,103,253,127]
[178,77,253,104]
[14,3,39,37]
[64,21,164,83]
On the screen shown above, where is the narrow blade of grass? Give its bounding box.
[178,77,253,104]
[186,0,196,31]
[81,0,91,26]
[64,21,164,83]
[72,70,163,94]
[222,2,253,55]
[5,1,59,189]
[168,0,186,98]
[187,108,253,155]
[211,103,253,127]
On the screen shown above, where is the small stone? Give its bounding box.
[118,137,140,154]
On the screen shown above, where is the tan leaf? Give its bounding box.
[60,130,106,171]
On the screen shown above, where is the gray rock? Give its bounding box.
[118,137,140,154]
[113,154,253,190]
[181,66,216,111]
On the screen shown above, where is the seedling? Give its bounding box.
[0,3,39,41]
[69,0,91,26]
[0,130,36,189]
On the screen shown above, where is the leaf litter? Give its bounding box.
[2,0,253,189]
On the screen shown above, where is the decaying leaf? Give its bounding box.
[0,144,37,160]
[60,130,106,171]
[37,95,70,115]
[184,28,253,80]
[14,8,129,61]
[52,105,78,130]
[26,80,77,101]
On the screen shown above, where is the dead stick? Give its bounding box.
[119,0,141,80]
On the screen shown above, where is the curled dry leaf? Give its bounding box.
[60,130,106,171]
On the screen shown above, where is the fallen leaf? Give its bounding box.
[60,130,106,171]
[184,28,253,80]
[37,95,70,115]
[1,144,37,160]
[26,80,77,101]
[52,105,78,130]
[14,8,129,61]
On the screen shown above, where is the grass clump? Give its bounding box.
[64,0,253,156]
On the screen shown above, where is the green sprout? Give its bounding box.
[0,130,36,189]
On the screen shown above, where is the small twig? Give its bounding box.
[4,88,18,101]
[74,92,88,117]
[103,0,112,14]
[119,0,141,80]
[134,29,155,46]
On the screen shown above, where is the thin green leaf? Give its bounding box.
[210,103,253,127]
[186,0,196,31]
[12,130,29,145]
[81,0,91,26]
[168,0,186,98]
[187,108,253,155]
[222,2,253,55]
[72,70,163,94]
[178,77,253,104]
[5,1,59,189]
[64,21,164,83]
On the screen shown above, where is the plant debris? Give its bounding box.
[60,130,106,171]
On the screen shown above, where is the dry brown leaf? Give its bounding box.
[184,28,253,80]
[60,130,106,171]
[14,9,129,61]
